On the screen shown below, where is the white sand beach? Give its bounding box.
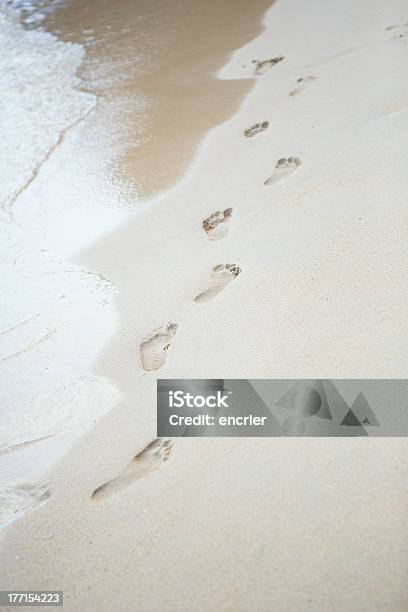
[1,0,408,610]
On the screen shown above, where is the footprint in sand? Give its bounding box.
[92,439,173,501]
[202,208,233,240]
[386,22,408,41]
[252,56,284,76]
[0,483,51,527]
[289,75,316,97]
[194,264,241,304]
[244,121,269,138]
[140,323,178,371]
[264,157,302,185]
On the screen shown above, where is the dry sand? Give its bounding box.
[1,0,408,610]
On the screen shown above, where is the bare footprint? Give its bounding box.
[385,21,408,30]
[0,483,51,527]
[140,323,178,371]
[252,56,284,75]
[202,208,233,240]
[244,121,269,137]
[289,75,316,96]
[385,22,408,41]
[194,264,241,304]
[92,439,173,501]
[264,157,302,185]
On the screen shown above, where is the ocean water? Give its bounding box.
[0,0,270,466]
[36,0,272,200]
[0,4,118,461]
[0,2,95,215]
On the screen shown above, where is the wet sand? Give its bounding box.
[39,0,273,200]
[1,0,408,610]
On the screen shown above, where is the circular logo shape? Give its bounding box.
[294,386,322,417]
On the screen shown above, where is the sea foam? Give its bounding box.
[0,4,95,213]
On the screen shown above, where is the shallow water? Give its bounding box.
[34,0,273,201]
[0,0,274,466]
[0,3,94,215]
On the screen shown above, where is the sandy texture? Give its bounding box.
[36,0,273,201]
[1,0,408,610]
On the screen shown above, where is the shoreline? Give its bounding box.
[1,0,408,610]
[39,0,273,202]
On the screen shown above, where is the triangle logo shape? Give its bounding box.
[276,380,351,421]
[350,392,379,426]
[319,380,350,423]
[340,409,362,427]
[276,381,368,436]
